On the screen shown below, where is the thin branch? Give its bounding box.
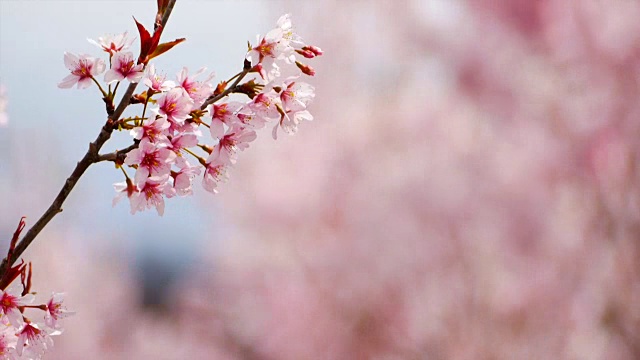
[200,66,251,110]
[0,0,179,276]
[96,142,139,163]
[159,0,176,31]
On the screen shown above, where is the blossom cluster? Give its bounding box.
[0,219,73,359]
[58,14,322,215]
[0,290,72,359]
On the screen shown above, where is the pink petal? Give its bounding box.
[58,74,79,89]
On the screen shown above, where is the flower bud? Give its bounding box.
[295,61,316,76]
[303,45,323,56]
[296,49,316,59]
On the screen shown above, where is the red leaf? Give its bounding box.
[8,217,25,261]
[0,260,25,290]
[134,17,153,64]
[149,25,164,53]
[148,38,185,61]
[21,262,31,296]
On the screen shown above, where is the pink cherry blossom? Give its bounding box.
[276,14,306,48]
[104,51,144,84]
[246,15,322,83]
[58,52,105,89]
[156,88,194,124]
[170,120,200,135]
[208,126,257,165]
[129,175,174,215]
[143,64,176,92]
[276,15,323,63]
[0,328,18,360]
[112,178,138,207]
[167,132,198,154]
[124,140,176,184]
[15,323,52,358]
[170,161,201,197]
[236,110,268,130]
[273,109,313,139]
[0,290,33,327]
[280,81,315,112]
[87,31,134,56]
[248,28,289,80]
[44,293,74,330]
[130,115,170,145]
[176,67,215,106]
[202,161,230,194]
[249,29,285,64]
[249,92,281,121]
[209,102,243,139]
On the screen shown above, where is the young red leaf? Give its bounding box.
[149,26,164,54]
[21,262,32,296]
[1,216,26,276]
[134,17,153,64]
[148,38,186,62]
[0,260,25,290]
[8,217,25,262]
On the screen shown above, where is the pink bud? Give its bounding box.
[295,61,316,76]
[303,45,323,56]
[296,49,316,59]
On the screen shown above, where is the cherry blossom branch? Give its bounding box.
[200,62,251,109]
[96,142,139,163]
[0,0,178,277]
[96,61,252,164]
[155,0,176,31]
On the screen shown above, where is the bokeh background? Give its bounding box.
[2,0,640,359]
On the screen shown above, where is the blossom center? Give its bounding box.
[1,296,14,310]
[121,60,135,73]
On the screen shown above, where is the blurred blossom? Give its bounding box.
[188,0,640,359]
[0,84,7,127]
[6,0,640,359]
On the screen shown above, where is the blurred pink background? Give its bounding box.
[2,0,640,359]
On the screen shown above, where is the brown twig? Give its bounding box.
[96,142,139,164]
[200,64,251,110]
[0,0,178,276]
